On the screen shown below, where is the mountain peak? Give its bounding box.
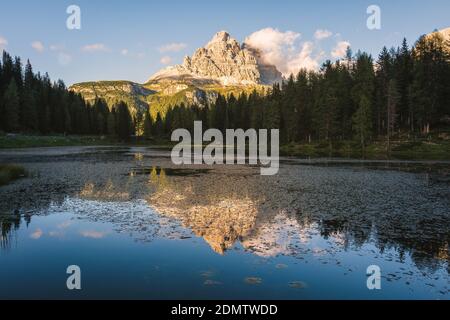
[434,26,450,38]
[209,31,231,43]
[148,31,283,86]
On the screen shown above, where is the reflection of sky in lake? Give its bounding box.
[0,147,448,299]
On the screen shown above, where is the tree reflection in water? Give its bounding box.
[69,165,449,273]
[0,160,448,275]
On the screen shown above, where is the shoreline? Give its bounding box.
[1,134,450,161]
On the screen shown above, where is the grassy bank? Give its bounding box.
[0,134,176,149]
[0,135,118,149]
[0,164,27,186]
[1,134,449,161]
[281,139,450,160]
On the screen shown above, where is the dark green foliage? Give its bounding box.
[150,34,449,144]
[143,108,153,139]
[352,95,372,148]
[116,101,133,140]
[0,50,136,136]
[1,31,449,143]
[3,79,20,132]
[0,164,26,186]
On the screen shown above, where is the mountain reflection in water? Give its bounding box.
[2,163,447,275]
[0,146,449,300]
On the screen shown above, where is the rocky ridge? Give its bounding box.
[148,31,282,86]
[69,31,282,117]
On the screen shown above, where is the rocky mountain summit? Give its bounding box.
[431,27,450,38]
[70,31,281,118]
[428,27,450,49]
[148,31,283,86]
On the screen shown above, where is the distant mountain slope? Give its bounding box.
[69,81,155,117]
[147,31,283,86]
[69,31,281,118]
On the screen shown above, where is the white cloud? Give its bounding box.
[158,42,187,53]
[57,221,72,229]
[50,44,65,51]
[80,230,107,239]
[119,49,146,59]
[81,43,110,53]
[314,29,332,40]
[0,36,8,49]
[31,41,45,53]
[30,228,43,239]
[331,41,351,58]
[49,231,64,238]
[288,42,321,72]
[160,55,172,65]
[58,52,72,66]
[245,27,323,76]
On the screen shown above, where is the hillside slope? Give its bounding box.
[69,31,280,118]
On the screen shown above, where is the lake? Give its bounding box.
[0,146,448,299]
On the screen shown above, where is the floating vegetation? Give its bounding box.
[0,164,27,186]
[288,281,308,289]
[244,277,263,285]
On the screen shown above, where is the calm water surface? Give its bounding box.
[0,147,448,299]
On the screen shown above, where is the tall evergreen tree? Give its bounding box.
[143,108,153,139]
[410,34,450,134]
[386,79,400,153]
[107,107,117,136]
[352,95,372,149]
[22,60,38,131]
[396,38,413,130]
[116,101,133,140]
[3,79,20,132]
[153,112,164,137]
[375,47,393,136]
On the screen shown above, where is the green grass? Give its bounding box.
[1,134,449,161]
[0,134,177,149]
[390,140,450,160]
[0,135,119,149]
[0,164,27,186]
[280,139,450,160]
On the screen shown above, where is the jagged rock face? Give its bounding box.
[70,31,281,118]
[430,27,450,39]
[69,81,154,115]
[148,31,283,86]
[439,27,450,38]
[427,27,450,51]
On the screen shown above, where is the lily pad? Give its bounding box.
[204,280,222,286]
[244,277,262,285]
[288,281,308,289]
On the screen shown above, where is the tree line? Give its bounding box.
[0,50,134,140]
[153,33,450,147]
[2,32,450,146]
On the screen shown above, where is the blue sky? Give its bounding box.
[0,0,448,85]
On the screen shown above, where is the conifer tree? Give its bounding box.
[352,95,372,150]
[116,101,133,140]
[387,79,400,153]
[143,108,153,139]
[3,79,20,132]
